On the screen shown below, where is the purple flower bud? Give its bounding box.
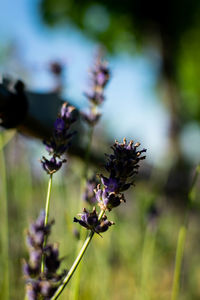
[100,176,119,193]
[54,118,65,135]
[40,280,57,298]
[41,156,66,175]
[83,175,99,205]
[30,249,42,268]
[95,216,114,233]
[26,287,37,300]
[26,281,40,300]
[74,208,114,234]
[60,102,76,124]
[44,244,60,274]
[23,262,33,277]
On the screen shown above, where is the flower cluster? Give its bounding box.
[74,138,146,234]
[96,138,146,211]
[23,211,66,300]
[41,102,77,174]
[82,53,110,126]
[74,207,114,235]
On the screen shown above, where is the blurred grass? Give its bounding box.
[0,132,200,300]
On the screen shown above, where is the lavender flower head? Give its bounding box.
[96,138,146,211]
[74,207,114,235]
[23,211,66,299]
[41,102,77,174]
[74,138,146,234]
[82,52,110,126]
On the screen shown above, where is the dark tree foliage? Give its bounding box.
[40,0,200,123]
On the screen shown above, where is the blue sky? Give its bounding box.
[0,0,170,164]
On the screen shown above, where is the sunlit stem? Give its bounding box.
[171,226,186,300]
[140,225,157,300]
[0,134,10,300]
[70,125,94,300]
[171,165,200,300]
[83,126,94,179]
[41,173,53,273]
[51,209,105,300]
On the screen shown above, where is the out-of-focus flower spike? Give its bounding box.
[24,212,66,299]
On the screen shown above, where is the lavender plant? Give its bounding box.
[51,138,146,299]
[40,102,77,272]
[23,101,77,299]
[23,58,147,300]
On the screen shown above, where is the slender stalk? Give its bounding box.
[0,134,10,300]
[70,126,94,300]
[171,165,200,300]
[140,226,157,300]
[83,126,94,179]
[51,209,105,300]
[171,226,186,300]
[41,174,53,273]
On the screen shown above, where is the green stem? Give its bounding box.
[140,226,156,300]
[51,209,105,300]
[41,174,53,273]
[70,126,94,300]
[171,165,200,300]
[0,134,10,300]
[171,226,186,300]
[83,126,94,179]
[0,134,10,299]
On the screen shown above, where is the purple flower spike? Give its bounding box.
[24,212,66,300]
[94,139,146,211]
[82,52,110,127]
[95,64,110,87]
[42,101,77,173]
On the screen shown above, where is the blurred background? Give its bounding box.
[1,0,200,299]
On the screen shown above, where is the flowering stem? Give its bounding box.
[140,225,157,300]
[83,126,94,178]
[51,209,105,300]
[41,174,53,273]
[0,134,10,300]
[69,126,94,300]
[171,225,186,300]
[171,165,200,300]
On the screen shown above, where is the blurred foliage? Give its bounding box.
[40,0,200,125]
